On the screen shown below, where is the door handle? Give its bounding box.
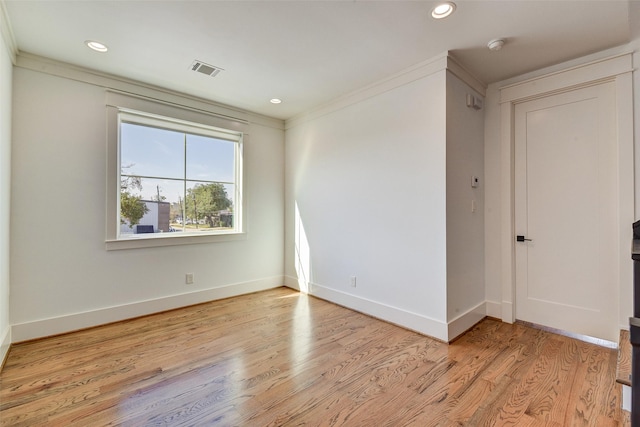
[516,235,533,242]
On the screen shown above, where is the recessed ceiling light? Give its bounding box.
[85,40,108,53]
[270,98,282,104]
[487,38,506,51]
[431,2,456,19]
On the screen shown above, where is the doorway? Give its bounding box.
[498,53,634,344]
[514,82,617,341]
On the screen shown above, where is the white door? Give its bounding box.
[514,82,618,342]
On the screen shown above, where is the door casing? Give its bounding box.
[498,53,634,337]
[514,82,618,341]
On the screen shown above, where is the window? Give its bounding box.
[106,94,246,250]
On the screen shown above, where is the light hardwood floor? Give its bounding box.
[0,287,630,426]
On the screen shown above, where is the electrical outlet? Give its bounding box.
[350,275,357,288]
[185,273,194,285]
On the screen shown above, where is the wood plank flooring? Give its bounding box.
[617,330,631,387]
[0,287,630,426]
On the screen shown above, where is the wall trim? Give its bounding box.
[623,384,631,412]
[285,51,486,130]
[500,52,634,104]
[615,70,635,328]
[498,52,634,334]
[447,301,487,342]
[485,300,502,319]
[286,52,450,130]
[14,53,284,131]
[501,301,514,324]
[446,55,487,97]
[0,325,10,369]
[284,275,448,341]
[106,89,250,127]
[0,0,17,63]
[12,276,284,343]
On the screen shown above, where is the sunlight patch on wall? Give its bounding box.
[294,202,311,293]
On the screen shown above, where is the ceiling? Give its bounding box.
[3,1,634,120]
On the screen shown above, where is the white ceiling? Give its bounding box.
[3,1,633,120]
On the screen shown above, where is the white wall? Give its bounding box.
[483,82,502,317]
[285,61,451,339]
[0,11,13,362]
[445,71,485,330]
[10,63,285,341]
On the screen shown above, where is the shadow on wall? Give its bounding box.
[294,202,312,293]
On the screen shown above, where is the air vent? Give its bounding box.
[190,60,223,77]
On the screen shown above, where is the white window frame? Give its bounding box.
[106,91,247,250]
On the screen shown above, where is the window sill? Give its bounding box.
[105,231,246,251]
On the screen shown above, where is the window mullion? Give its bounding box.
[183,132,187,232]
[112,107,242,245]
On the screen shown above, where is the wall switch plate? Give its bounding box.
[185,273,194,285]
[350,276,357,287]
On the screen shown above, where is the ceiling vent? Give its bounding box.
[190,60,223,77]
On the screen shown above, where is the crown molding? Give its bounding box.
[15,52,284,130]
[446,54,486,97]
[286,52,451,130]
[0,0,17,63]
[286,51,487,130]
[500,52,633,104]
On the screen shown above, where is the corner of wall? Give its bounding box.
[0,325,10,369]
[286,274,449,341]
[446,54,487,97]
[0,0,12,368]
[0,0,18,63]
[484,300,502,319]
[483,83,503,317]
[283,274,301,291]
[447,301,487,342]
[445,68,486,332]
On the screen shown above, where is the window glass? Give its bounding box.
[186,134,235,183]
[120,122,184,180]
[117,111,242,240]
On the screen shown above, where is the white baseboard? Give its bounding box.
[286,277,508,342]
[0,325,10,368]
[501,301,514,323]
[12,276,284,342]
[284,275,301,291]
[284,275,448,341]
[485,300,502,319]
[448,301,487,341]
[622,384,631,412]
